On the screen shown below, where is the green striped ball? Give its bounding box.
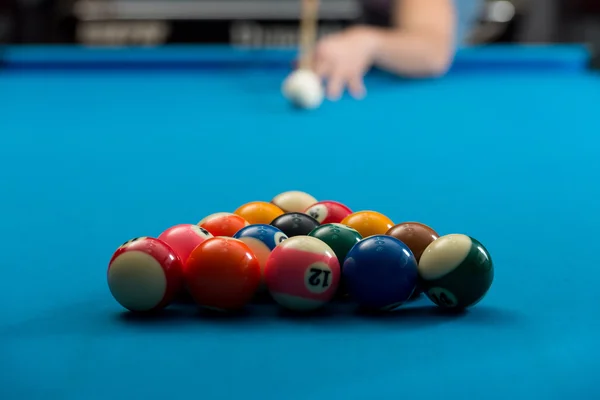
[418,234,493,309]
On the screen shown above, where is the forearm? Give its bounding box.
[368,27,455,77]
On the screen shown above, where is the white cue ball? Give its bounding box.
[282,69,324,110]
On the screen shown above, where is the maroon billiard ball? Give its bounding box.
[107,237,183,312]
[304,201,353,225]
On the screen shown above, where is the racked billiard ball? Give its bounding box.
[418,234,493,310]
[344,235,418,311]
[158,224,213,263]
[386,222,439,262]
[341,210,394,238]
[271,190,317,213]
[265,235,340,311]
[233,224,288,289]
[198,212,249,237]
[308,223,362,267]
[107,237,184,313]
[305,200,352,225]
[185,237,261,311]
[308,223,362,297]
[271,212,320,237]
[386,221,439,299]
[235,201,284,225]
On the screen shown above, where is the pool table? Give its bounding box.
[1,45,599,400]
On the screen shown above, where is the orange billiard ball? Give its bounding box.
[184,237,261,311]
[234,201,284,225]
[341,211,394,238]
[198,212,249,237]
[107,237,184,313]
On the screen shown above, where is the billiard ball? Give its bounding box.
[233,224,288,289]
[270,212,320,237]
[282,69,324,109]
[158,224,213,263]
[271,190,317,213]
[235,201,285,225]
[107,237,183,313]
[341,211,394,238]
[343,235,418,311]
[308,223,362,267]
[418,234,493,309]
[386,222,439,262]
[304,201,352,225]
[185,237,261,311]
[386,221,439,299]
[198,212,249,237]
[308,223,362,297]
[265,235,340,311]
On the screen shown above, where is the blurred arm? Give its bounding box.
[369,0,457,77]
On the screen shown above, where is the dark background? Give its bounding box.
[1,0,599,48]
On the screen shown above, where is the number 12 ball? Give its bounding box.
[344,235,418,311]
[265,236,340,311]
[418,234,493,309]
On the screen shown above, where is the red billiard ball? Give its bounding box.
[198,212,249,237]
[185,237,261,311]
[107,237,184,312]
[304,200,353,225]
[265,235,340,311]
[158,224,213,263]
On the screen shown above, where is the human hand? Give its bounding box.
[313,26,379,100]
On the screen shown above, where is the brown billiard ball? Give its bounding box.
[386,222,439,262]
[386,222,440,299]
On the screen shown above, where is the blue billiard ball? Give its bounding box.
[343,235,418,311]
[233,224,288,288]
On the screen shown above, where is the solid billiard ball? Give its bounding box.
[418,234,493,309]
[341,211,394,238]
[343,235,418,311]
[270,212,320,237]
[308,223,362,297]
[304,201,352,225]
[386,222,439,262]
[158,224,214,263]
[308,223,362,267]
[271,190,317,213]
[265,235,340,311]
[235,201,285,225]
[386,221,439,299]
[185,237,261,311]
[233,224,288,289]
[107,237,184,313]
[198,212,249,237]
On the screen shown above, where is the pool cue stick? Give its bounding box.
[298,0,320,70]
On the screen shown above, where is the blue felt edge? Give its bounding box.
[0,44,592,72]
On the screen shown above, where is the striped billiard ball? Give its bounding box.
[265,235,340,311]
[107,237,184,313]
[233,224,288,289]
[305,201,353,225]
[198,212,249,237]
[344,235,418,311]
[271,190,318,213]
[158,224,213,263]
[418,234,494,309]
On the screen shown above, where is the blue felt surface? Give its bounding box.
[0,45,599,400]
